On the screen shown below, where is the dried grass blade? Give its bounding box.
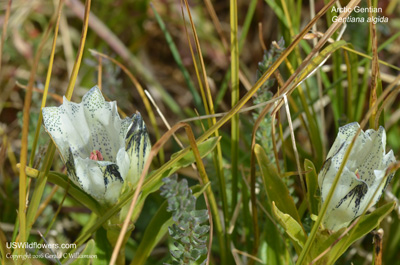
[368,0,381,128]
[29,0,65,166]
[180,3,228,262]
[17,0,59,252]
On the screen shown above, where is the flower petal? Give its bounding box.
[42,104,89,162]
[322,166,368,230]
[325,122,360,159]
[355,127,386,185]
[116,147,130,179]
[318,122,397,231]
[42,86,132,163]
[125,113,151,184]
[73,157,124,204]
[79,87,131,162]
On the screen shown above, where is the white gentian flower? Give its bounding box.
[318,122,396,231]
[42,86,151,205]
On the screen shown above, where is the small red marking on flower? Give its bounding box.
[90,150,104,161]
[356,172,360,179]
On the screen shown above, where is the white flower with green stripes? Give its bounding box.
[319,122,396,231]
[42,86,151,205]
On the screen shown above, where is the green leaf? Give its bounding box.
[254,144,302,225]
[192,182,211,198]
[93,227,112,265]
[344,44,358,121]
[304,159,319,216]
[294,86,324,168]
[130,201,172,265]
[258,207,291,265]
[272,202,307,249]
[294,40,347,88]
[70,239,95,265]
[170,136,221,169]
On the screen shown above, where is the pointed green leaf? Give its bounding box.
[70,239,96,265]
[295,40,347,87]
[254,144,302,225]
[258,206,292,265]
[344,44,358,121]
[272,202,307,249]
[192,182,211,198]
[93,227,111,265]
[171,136,221,168]
[304,159,319,216]
[130,201,172,265]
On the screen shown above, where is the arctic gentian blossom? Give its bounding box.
[318,122,396,231]
[42,86,151,205]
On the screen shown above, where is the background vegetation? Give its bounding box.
[1,0,400,264]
